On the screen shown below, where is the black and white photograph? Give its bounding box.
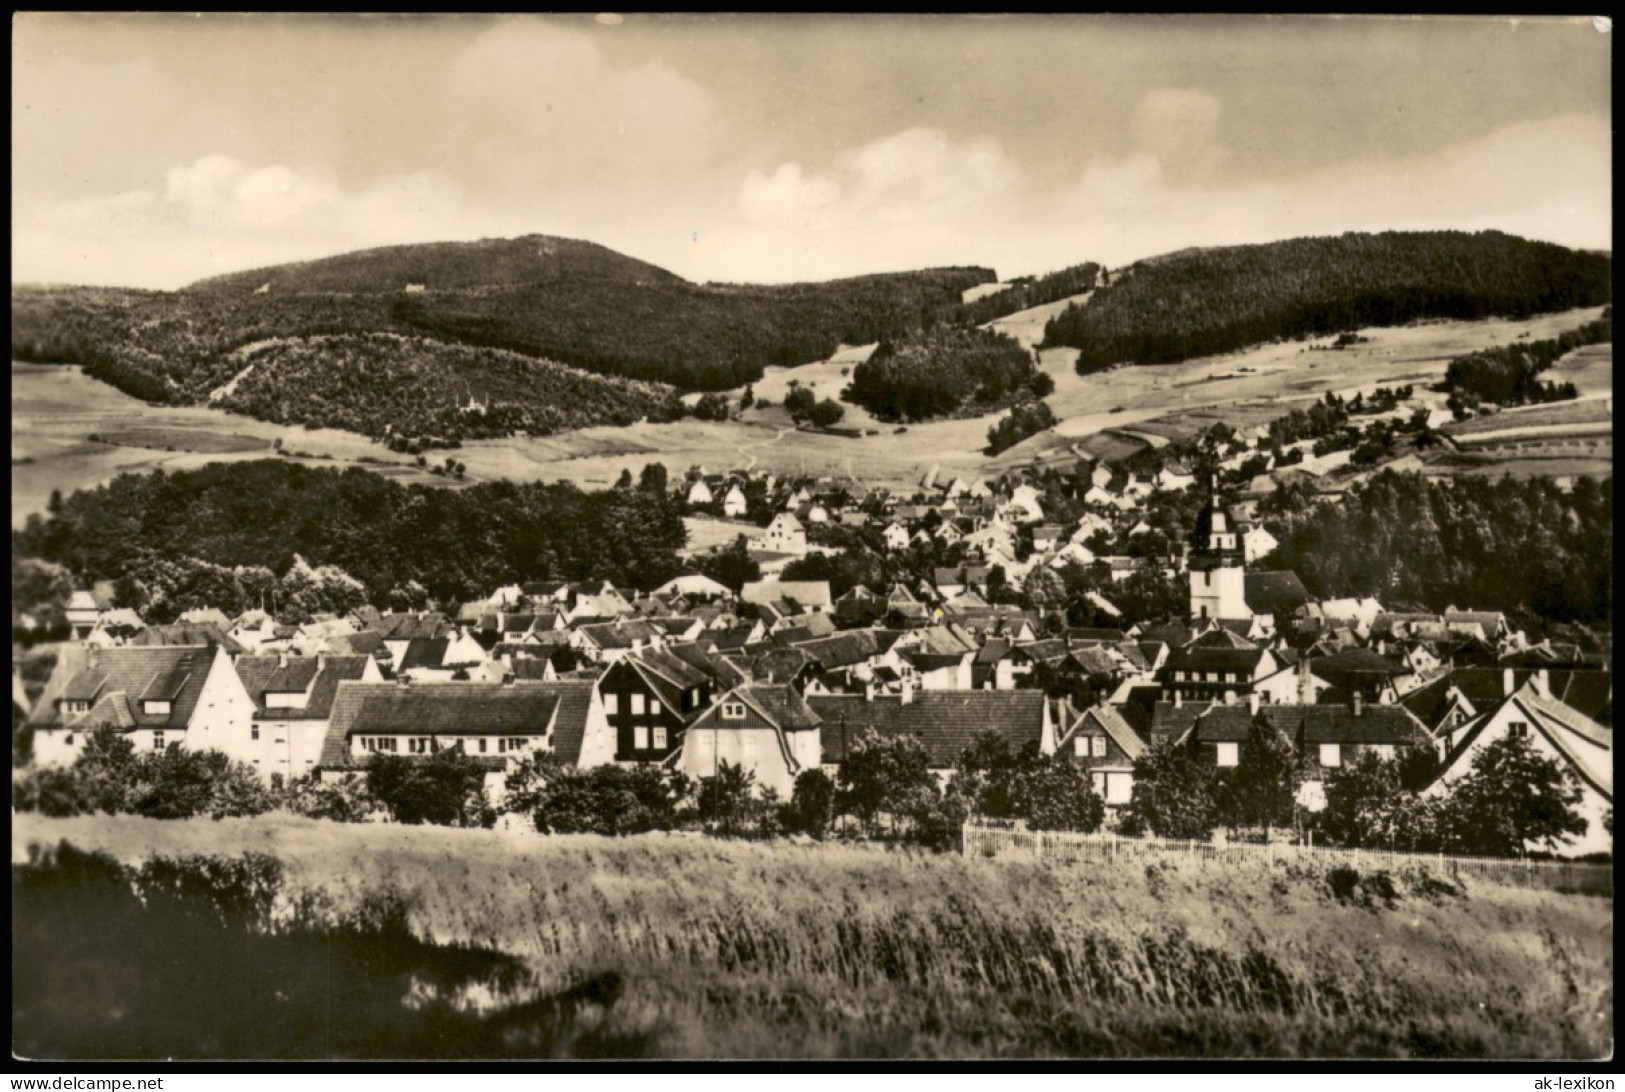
[10,12,1613,1063]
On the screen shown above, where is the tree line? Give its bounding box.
[845,326,1051,421]
[12,460,690,617]
[1266,470,1612,626]
[1443,310,1609,411]
[1040,231,1612,372]
[17,725,1108,855]
[1122,729,1593,859]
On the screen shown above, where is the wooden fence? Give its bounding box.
[961,823,1613,896]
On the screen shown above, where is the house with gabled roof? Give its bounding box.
[809,689,1054,785]
[1425,680,1611,856]
[318,678,605,799]
[593,646,718,764]
[740,579,832,616]
[129,622,244,654]
[686,478,715,506]
[1055,699,1147,807]
[1162,628,1281,705]
[231,652,381,779]
[573,618,668,665]
[27,644,255,767]
[676,684,825,796]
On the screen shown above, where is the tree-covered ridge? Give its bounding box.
[213,334,682,442]
[1443,309,1609,410]
[949,262,1101,327]
[1041,231,1612,371]
[845,326,1049,421]
[12,460,689,611]
[391,267,995,390]
[1267,471,1612,625]
[12,265,994,425]
[188,234,685,294]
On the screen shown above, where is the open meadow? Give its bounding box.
[13,813,1613,1060]
[11,303,1610,528]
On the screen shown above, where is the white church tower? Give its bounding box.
[1189,491,1249,621]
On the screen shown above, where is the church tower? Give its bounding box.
[1189,491,1249,621]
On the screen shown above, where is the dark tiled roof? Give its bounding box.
[320,683,561,767]
[235,654,373,719]
[327,630,386,658]
[808,691,1047,767]
[514,679,598,766]
[129,623,245,654]
[398,638,450,671]
[1166,646,1268,672]
[377,613,452,641]
[29,646,218,731]
[1245,571,1313,616]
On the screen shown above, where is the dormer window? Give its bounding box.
[722,702,746,720]
[143,700,172,716]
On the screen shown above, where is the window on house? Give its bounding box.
[1206,672,1218,683]
[604,693,618,716]
[1373,744,1395,761]
[1319,743,1341,768]
[377,737,398,753]
[410,738,429,754]
[153,732,165,750]
[1215,742,1238,767]
[653,726,667,749]
[650,700,662,717]
[634,725,649,750]
[1073,735,1088,757]
[143,700,171,716]
[251,726,260,741]
[64,734,74,746]
[478,738,487,754]
[631,694,645,715]
[722,702,746,719]
[1508,721,1528,739]
[1092,735,1107,758]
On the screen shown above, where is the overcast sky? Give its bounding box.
[12,13,1612,289]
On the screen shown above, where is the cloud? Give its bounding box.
[1037,110,1610,272]
[700,127,1023,281]
[1131,88,1227,179]
[15,155,477,287]
[432,19,724,201]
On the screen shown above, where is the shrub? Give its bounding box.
[782,768,837,838]
[366,746,494,828]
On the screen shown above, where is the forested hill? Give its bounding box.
[12,235,997,440]
[12,460,689,616]
[1042,231,1613,372]
[188,234,685,294]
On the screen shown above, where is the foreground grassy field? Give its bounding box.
[13,814,1612,1060]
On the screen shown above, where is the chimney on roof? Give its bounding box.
[1248,690,1260,716]
[864,679,875,703]
[278,650,288,669]
[1298,657,1314,705]
[1502,667,1516,698]
[1534,668,1550,699]
[316,653,326,674]
[1352,691,1363,717]
[1173,689,1183,709]
[901,677,914,705]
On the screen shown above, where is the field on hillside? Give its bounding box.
[12,305,1611,528]
[13,813,1613,1060]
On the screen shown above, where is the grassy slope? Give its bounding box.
[14,814,1612,1060]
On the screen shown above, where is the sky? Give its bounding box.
[11,13,1613,289]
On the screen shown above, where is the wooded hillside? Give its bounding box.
[1043,231,1612,371]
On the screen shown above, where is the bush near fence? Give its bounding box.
[961,823,1613,896]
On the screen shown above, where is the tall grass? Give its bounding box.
[12,814,1613,1060]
